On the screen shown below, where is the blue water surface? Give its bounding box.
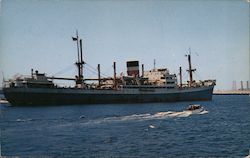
[1,95,250,157]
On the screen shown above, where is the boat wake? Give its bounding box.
[16,118,34,122]
[82,109,209,125]
[13,108,209,128]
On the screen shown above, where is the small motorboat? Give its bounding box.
[0,99,9,105]
[185,104,204,113]
[245,149,250,158]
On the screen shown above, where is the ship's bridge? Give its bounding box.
[4,70,54,88]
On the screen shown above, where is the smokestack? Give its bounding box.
[247,81,249,90]
[127,61,139,77]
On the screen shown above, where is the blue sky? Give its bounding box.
[0,0,249,90]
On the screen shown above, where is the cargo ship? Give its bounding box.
[3,33,216,106]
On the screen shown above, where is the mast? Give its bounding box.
[79,39,84,78]
[31,68,34,79]
[75,30,80,63]
[97,64,101,87]
[72,30,85,87]
[186,49,196,87]
[141,64,144,77]
[113,62,117,89]
[179,66,182,88]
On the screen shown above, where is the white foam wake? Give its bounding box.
[82,109,209,125]
[16,118,33,122]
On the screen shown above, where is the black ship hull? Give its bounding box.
[3,86,214,106]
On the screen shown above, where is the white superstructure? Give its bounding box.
[144,68,177,88]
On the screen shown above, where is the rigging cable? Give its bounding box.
[52,64,75,76]
[85,62,109,77]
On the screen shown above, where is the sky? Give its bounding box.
[0,0,249,90]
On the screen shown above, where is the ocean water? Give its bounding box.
[1,95,250,157]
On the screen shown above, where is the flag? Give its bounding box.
[72,37,77,41]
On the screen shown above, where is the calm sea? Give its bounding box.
[1,95,250,158]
